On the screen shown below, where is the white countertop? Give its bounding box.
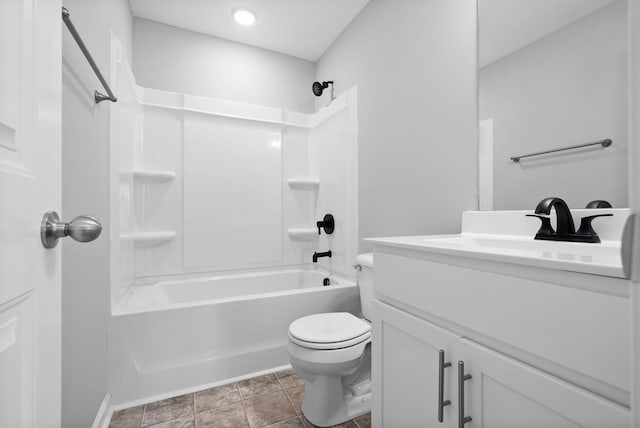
[366,209,630,279]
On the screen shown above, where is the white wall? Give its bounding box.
[480,0,628,210]
[315,0,479,251]
[133,18,316,113]
[61,0,132,426]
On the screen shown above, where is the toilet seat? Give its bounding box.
[289,331,371,350]
[288,312,371,350]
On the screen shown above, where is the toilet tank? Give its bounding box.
[356,253,374,321]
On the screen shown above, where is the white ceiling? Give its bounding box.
[129,0,370,62]
[479,0,618,67]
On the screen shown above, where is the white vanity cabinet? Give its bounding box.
[370,248,632,428]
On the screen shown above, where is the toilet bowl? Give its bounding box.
[287,254,374,427]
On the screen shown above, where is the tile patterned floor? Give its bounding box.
[109,369,371,428]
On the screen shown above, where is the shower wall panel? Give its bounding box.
[112,86,358,289]
[309,90,358,277]
[110,39,140,304]
[183,114,283,268]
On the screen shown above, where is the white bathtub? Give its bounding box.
[108,268,360,404]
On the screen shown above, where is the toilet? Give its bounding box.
[287,253,374,427]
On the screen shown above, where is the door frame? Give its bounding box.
[627,0,640,425]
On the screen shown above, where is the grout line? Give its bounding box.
[239,399,252,428]
[282,388,298,416]
[274,375,286,391]
[238,382,246,401]
[139,405,146,428]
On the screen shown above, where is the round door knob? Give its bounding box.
[41,211,102,249]
[66,215,102,242]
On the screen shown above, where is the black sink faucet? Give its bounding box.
[533,197,576,237]
[527,197,612,243]
[313,251,332,263]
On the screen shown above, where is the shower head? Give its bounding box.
[312,81,334,97]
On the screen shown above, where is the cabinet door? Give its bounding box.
[459,338,630,428]
[372,301,460,428]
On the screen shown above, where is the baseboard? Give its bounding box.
[92,392,113,428]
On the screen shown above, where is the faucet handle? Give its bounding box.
[575,214,613,243]
[585,200,612,209]
[316,214,335,235]
[526,214,555,236]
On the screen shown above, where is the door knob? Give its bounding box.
[41,211,102,249]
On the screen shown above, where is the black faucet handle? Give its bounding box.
[575,214,613,242]
[585,200,612,209]
[526,214,555,236]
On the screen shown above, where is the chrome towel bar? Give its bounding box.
[62,7,117,104]
[510,138,612,162]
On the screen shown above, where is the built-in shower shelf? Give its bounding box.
[287,228,318,240]
[120,231,176,245]
[129,170,177,183]
[287,179,319,190]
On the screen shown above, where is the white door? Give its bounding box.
[0,0,62,427]
[460,338,630,428]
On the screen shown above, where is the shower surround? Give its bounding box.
[107,43,359,406]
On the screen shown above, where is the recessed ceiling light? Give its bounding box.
[232,8,256,26]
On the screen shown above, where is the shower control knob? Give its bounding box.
[316,214,335,235]
[41,211,102,249]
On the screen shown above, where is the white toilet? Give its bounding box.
[287,253,374,427]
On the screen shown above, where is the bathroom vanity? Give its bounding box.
[368,210,632,428]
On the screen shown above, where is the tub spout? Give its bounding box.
[313,251,332,263]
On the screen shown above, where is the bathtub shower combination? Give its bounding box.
[108,40,359,406]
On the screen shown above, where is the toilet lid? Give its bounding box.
[289,312,371,344]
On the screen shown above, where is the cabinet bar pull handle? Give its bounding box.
[438,350,452,422]
[458,361,472,428]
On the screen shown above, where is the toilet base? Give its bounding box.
[301,375,371,427]
[288,330,372,427]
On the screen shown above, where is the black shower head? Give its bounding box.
[312,81,333,97]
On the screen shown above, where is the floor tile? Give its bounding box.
[142,394,194,427]
[264,416,305,428]
[284,386,304,415]
[111,372,365,428]
[195,402,249,428]
[109,405,144,428]
[238,373,282,399]
[274,370,305,389]
[148,415,195,428]
[195,383,242,412]
[354,413,371,428]
[244,391,297,427]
